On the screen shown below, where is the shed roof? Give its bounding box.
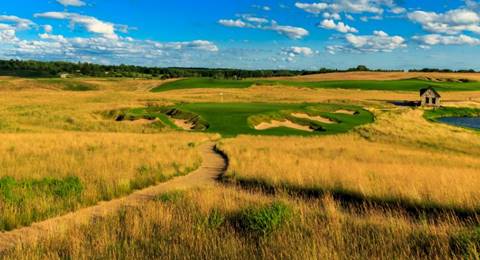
[420,87,441,98]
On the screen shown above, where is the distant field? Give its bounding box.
[0,76,169,91]
[272,71,480,82]
[152,77,480,92]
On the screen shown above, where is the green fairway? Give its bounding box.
[151,78,253,92]
[151,78,480,92]
[116,103,372,137]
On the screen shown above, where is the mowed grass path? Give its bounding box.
[174,103,373,137]
[151,78,480,92]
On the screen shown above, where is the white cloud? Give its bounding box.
[44,25,53,33]
[269,22,309,39]
[0,15,35,30]
[218,19,248,28]
[390,7,406,14]
[35,12,118,39]
[323,12,341,20]
[243,16,269,24]
[0,27,16,42]
[413,34,480,46]
[1,31,219,66]
[253,5,271,11]
[295,2,329,14]
[295,0,401,15]
[57,0,86,7]
[218,18,309,39]
[320,19,358,33]
[408,9,480,35]
[295,1,405,22]
[328,30,406,53]
[284,46,315,57]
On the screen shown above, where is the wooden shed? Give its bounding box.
[420,87,441,107]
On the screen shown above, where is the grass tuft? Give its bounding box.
[232,201,292,236]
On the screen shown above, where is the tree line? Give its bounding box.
[0,59,475,79]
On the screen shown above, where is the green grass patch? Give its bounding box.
[151,78,253,92]
[0,176,84,230]
[424,107,480,131]
[154,190,185,203]
[151,78,480,92]
[232,201,292,236]
[424,107,480,120]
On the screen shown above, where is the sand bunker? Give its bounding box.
[291,113,336,124]
[255,120,313,132]
[335,109,357,115]
[172,118,194,130]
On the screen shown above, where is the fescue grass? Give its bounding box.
[152,78,480,92]
[4,187,480,259]
[0,132,206,230]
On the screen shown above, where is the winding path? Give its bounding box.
[0,142,227,254]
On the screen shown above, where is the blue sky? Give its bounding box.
[0,0,480,69]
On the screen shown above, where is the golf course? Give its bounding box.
[1,71,480,259]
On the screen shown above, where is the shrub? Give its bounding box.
[450,226,480,257]
[204,208,225,229]
[155,191,185,203]
[233,201,292,236]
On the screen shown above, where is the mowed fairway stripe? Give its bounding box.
[0,142,227,255]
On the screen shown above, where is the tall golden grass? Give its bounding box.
[221,108,480,211]
[0,132,208,229]
[3,186,477,259]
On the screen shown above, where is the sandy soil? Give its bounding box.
[0,142,227,254]
[124,119,157,125]
[255,120,313,132]
[271,72,480,82]
[291,113,336,124]
[172,118,194,130]
[335,110,357,115]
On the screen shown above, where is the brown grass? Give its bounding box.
[271,71,480,82]
[3,186,478,259]
[0,132,209,230]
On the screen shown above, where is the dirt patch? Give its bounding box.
[291,113,336,124]
[255,120,313,132]
[123,118,158,125]
[172,118,194,130]
[335,110,357,115]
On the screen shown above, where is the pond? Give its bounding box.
[438,117,480,129]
